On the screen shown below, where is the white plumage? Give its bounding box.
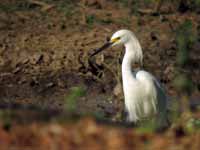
[110,29,167,124]
[91,29,167,125]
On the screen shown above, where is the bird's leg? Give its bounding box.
[121,107,129,122]
[121,107,138,127]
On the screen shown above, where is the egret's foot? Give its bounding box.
[121,109,129,122]
[120,110,137,127]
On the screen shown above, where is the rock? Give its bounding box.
[96,54,104,66]
[12,67,21,74]
[113,83,123,98]
[45,82,55,88]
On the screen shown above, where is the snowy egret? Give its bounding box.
[90,29,167,125]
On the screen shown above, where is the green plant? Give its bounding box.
[176,20,196,66]
[186,118,200,133]
[173,20,196,93]
[0,110,12,131]
[172,20,196,124]
[173,74,193,93]
[136,119,158,133]
[64,86,86,112]
[50,0,75,18]
[86,15,97,27]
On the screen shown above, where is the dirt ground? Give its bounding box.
[0,0,200,149]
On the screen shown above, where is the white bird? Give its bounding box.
[90,29,167,126]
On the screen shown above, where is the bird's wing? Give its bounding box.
[135,70,166,99]
[136,70,167,124]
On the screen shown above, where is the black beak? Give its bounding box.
[89,41,112,57]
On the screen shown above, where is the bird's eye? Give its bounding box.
[111,36,121,43]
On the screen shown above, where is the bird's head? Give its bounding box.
[90,29,142,59]
[110,29,131,46]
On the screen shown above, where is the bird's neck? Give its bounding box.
[122,38,143,81]
[125,36,143,65]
